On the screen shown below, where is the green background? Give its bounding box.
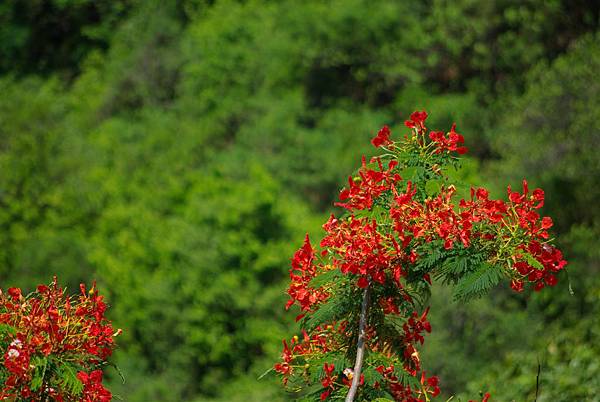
[0,1,599,400]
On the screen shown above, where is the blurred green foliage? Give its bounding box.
[0,0,598,401]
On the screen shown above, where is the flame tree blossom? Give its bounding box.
[275,111,567,401]
[0,277,120,401]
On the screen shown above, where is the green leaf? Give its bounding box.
[309,268,342,288]
[432,245,488,285]
[453,263,504,302]
[303,292,347,331]
[30,356,48,391]
[425,179,443,196]
[400,166,417,180]
[56,362,85,396]
[362,364,385,385]
[0,324,17,337]
[523,252,544,270]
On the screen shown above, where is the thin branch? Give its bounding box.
[535,357,541,402]
[345,285,370,402]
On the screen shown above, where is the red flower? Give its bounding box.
[429,124,468,154]
[545,274,558,286]
[405,110,428,131]
[541,216,553,229]
[510,279,524,292]
[420,372,441,397]
[7,288,21,301]
[449,123,468,154]
[372,125,392,147]
[320,363,336,399]
[357,276,369,288]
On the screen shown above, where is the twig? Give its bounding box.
[345,285,371,402]
[535,357,541,402]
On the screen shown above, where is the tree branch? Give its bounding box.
[345,284,370,402]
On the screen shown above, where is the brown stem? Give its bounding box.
[345,285,370,402]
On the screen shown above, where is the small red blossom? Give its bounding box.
[541,216,553,229]
[7,288,21,301]
[429,124,468,154]
[405,110,428,131]
[372,125,392,147]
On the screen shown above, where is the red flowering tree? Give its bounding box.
[0,277,120,401]
[274,111,567,401]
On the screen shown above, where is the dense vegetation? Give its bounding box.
[0,1,598,401]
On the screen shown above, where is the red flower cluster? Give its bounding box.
[286,234,330,317]
[387,177,567,291]
[320,362,336,400]
[319,362,366,401]
[404,111,428,132]
[320,216,397,288]
[276,111,565,402]
[403,308,432,346]
[459,180,567,291]
[77,370,112,402]
[335,156,401,212]
[512,240,566,292]
[0,278,120,401]
[429,124,468,154]
[274,323,346,385]
[385,308,433,378]
[391,184,473,250]
[375,365,440,401]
